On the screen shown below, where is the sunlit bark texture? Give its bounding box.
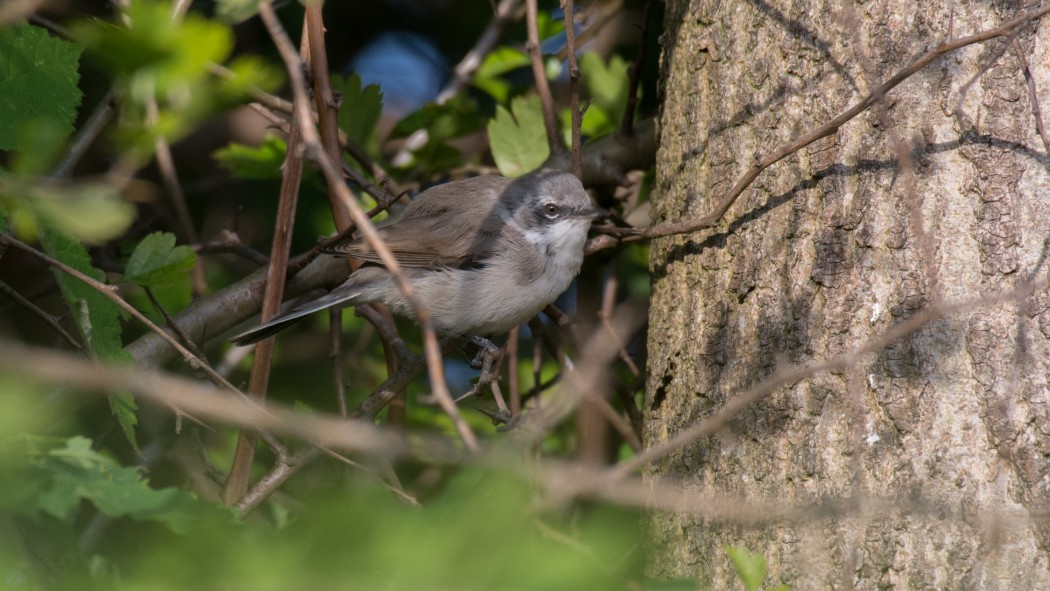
[646,0,1050,587]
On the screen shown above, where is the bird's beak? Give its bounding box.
[581,204,609,220]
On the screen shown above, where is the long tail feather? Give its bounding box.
[229,289,361,346]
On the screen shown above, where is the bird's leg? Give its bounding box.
[454,335,512,424]
[464,334,499,370]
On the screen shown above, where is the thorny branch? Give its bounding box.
[257,2,479,454]
[222,20,308,505]
[525,0,564,157]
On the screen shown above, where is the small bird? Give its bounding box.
[229,169,602,346]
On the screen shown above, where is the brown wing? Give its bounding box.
[323,175,512,268]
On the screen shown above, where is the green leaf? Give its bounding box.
[392,96,482,141]
[726,545,768,591]
[219,54,283,100]
[0,23,84,151]
[214,134,287,180]
[73,2,232,97]
[580,52,631,130]
[333,73,383,146]
[30,182,136,244]
[9,436,230,533]
[488,94,550,177]
[124,232,197,313]
[124,232,197,286]
[476,47,531,79]
[473,46,530,103]
[10,120,70,176]
[38,226,138,448]
[71,1,239,154]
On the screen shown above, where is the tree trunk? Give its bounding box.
[646,0,1050,588]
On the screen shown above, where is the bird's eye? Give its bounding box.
[543,203,560,218]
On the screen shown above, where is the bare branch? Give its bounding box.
[0,279,84,352]
[525,0,564,157]
[49,89,117,179]
[560,0,582,178]
[587,4,1050,252]
[436,0,523,104]
[1013,38,1050,158]
[258,2,479,453]
[620,0,654,137]
[0,233,242,394]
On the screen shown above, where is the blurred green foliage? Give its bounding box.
[71,0,280,155]
[0,1,660,588]
[0,379,648,590]
[726,545,790,591]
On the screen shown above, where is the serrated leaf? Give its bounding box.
[726,545,767,591]
[124,232,197,286]
[13,436,230,533]
[333,73,383,146]
[0,23,84,151]
[214,134,287,180]
[124,232,196,314]
[488,94,550,177]
[38,226,138,448]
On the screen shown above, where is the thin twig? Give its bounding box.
[305,3,351,230]
[224,20,308,506]
[586,3,1050,252]
[330,308,348,417]
[608,278,1049,480]
[525,0,564,157]
[149,100,206,294]
[846,7,938,298]
[143,286,206,360]
[0,233,241,393]
[154,0,206,295]
[620,0,653,136]
[560,0,583,178]
[436,0,523,104]
[194,231,270,266]
[599,257,639,377]
[508,326,521,416]
[0,279,84,352]
[1013,39,1050,158]
[952,26,1025,125]
[258,2,480,453]
[50,89,117,179]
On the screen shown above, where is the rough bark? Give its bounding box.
[646,0,1050,588]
